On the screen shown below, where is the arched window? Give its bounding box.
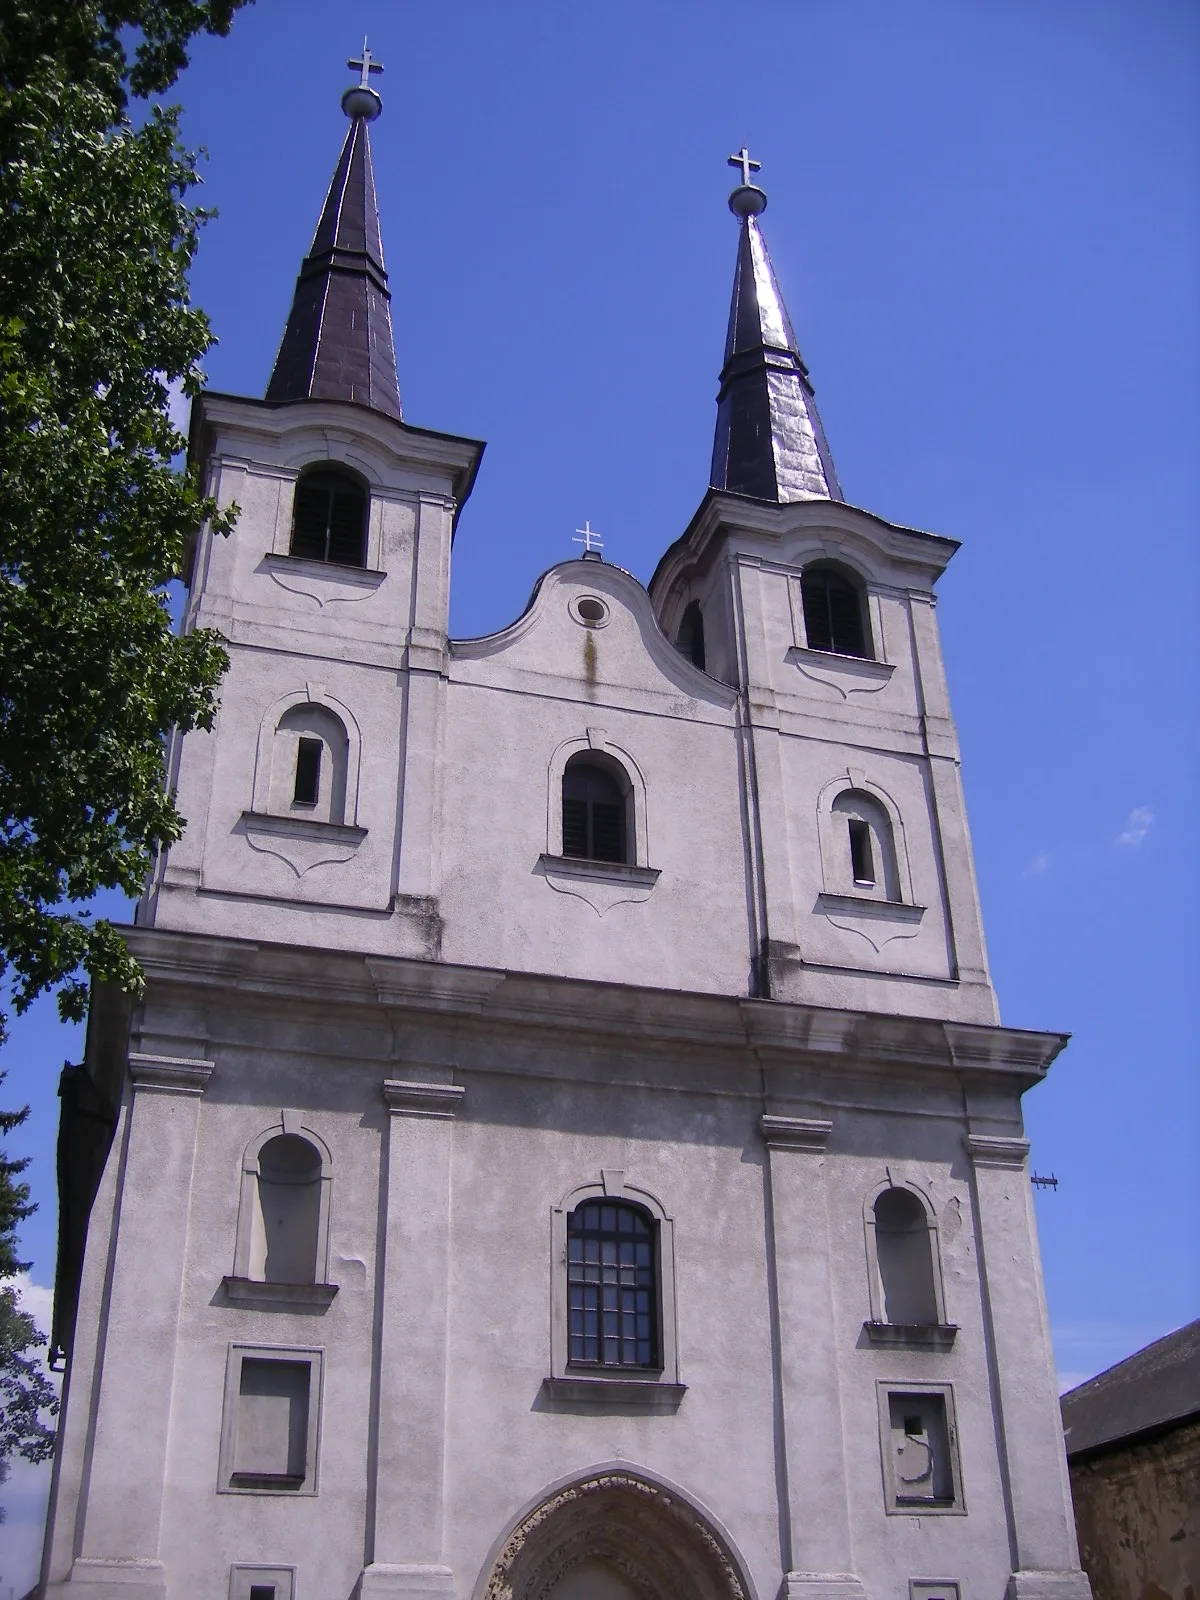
[676,600,706,671]
[290,467,367,567]
[800,563,871,658]
[562,754,631,865]
[248,1135,322,1285]
[831,789,899,899]
[567,1200,657,1369]
[269,704,350,826]
[873,1187,939,1326]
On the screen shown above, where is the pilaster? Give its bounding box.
[359,1075,463,1600]
[66,1053,214,1599]
[761,1114,866,1600]
[967,1132,1091,1596]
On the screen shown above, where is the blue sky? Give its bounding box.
[1,5,1197,1564]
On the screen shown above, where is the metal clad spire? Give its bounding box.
[711,151,842,503]
[265,41,401,419]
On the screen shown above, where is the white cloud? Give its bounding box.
[1,1277,59,1597]
[1115,806,1154,847]
[1022,851,1051,878]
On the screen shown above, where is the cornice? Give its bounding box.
[122,926,1068,1087]
[128,1052,214,1095]
[648,489,960,602]
[759,1114,834,1151]
[966,1133,1031,1169]
[381,1078,465,1118]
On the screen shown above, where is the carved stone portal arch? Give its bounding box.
[481,1469,750,1600]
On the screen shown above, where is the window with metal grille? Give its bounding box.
[290,468,367,566]
[562,755,629,864]
[800,565,869,657]
[293,738,322,807]
[567,1200,657,1369]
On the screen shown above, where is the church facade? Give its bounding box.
[39,60,1092,1600]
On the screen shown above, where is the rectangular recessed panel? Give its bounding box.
[233,1359,309,1484]
[888,1390,952,1504]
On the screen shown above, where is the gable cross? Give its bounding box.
[728,146,761,187]
[348,38,384,87]
[573,521,604,556]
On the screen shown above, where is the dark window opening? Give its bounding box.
[250,1589,277,1600]
[567,1201,657,1369]
[293,738,322,807]
[849,818,875,886]
[801,566,868,657]
[562,756,629,864]
[875,1186,939,1325]
[676,600,706,671]
[290,469,367,566]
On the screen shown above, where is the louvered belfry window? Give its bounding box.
[561,756,629,864]
[290,469,367,566]
[567,1201,657,1368]
[800,565,869,658]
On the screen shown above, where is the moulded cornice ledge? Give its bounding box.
[760,1114,833,1152]
[381,1078,465,1118]
[128,1052,214,1095]
[966,1133,1031,1168]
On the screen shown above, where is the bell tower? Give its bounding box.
[651,151,995,1022]
[141,50,483,960]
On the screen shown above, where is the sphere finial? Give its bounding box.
[727,145,768,217]
[342,37,383,121]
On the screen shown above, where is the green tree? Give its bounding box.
[0,1079,58,1493]
[0,3,251,1040]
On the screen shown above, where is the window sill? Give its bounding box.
[542,1374,686,1410]
[817,892,925,922]
[786,646,895,701]
[539,854,659,886]
[227,1472,306,1491]
[221,1277,339,1309]
[863,1319,958,1349]
[240,812,366,845]
[263,551,385,584]
[537,855,660,918]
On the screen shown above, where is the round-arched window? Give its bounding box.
[562,754,631,864]
[290,467,367,567]
[566,1200,658,1369]
[800,563,871,658]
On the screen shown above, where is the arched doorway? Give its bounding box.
[480,1468,751,1600]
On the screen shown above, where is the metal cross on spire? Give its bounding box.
[727,146,761,188]
[348,38,384,87]
[573,521,604,557]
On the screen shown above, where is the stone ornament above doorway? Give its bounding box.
[480,1467,750,1600]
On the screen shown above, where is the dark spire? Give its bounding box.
[266,43,402,419]
[710,151,842,503]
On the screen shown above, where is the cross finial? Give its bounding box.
[728,147,761,188]
[573,520,604,557]
[348,37,384,87]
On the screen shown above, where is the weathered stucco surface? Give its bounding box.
[38,386,1093,1600]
